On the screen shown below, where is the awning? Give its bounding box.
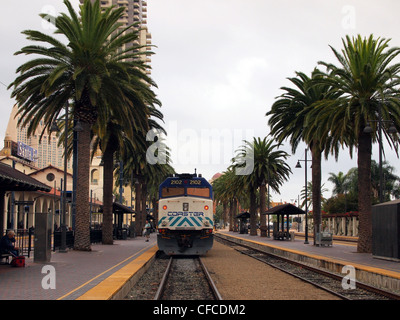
[0,163,51,192]
[263,203,305,215]
[236,211,250,219]
[99,202,134,214]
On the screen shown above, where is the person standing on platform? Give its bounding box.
[144,220,151,242]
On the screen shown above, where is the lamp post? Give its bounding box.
[51,103,82,252]
[363,103,397,203]
[295,148,312,244]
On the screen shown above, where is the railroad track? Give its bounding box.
[154,255,222,300]
[215,235,400,300]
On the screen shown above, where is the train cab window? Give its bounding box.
[161,187,185,198]
[186,187,210,198]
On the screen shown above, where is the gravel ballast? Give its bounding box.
[125,240,340,300]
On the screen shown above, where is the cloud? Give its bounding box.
[2,0,400,203]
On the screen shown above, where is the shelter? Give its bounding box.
[263,203,305,240]
[0,162,51,231]
[236,211,250,234]
[99,202,134,238]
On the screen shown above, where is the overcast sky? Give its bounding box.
[1,1,400,205]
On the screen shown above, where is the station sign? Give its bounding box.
[15,141,37,162]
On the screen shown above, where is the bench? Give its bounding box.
[273,230,291,240]
[0,253,12,264]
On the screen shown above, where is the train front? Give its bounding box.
[157,173,214,255]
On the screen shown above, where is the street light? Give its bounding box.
[295,148,312,244]
[363,103,397,203]
[50,104,83,252]
[50,105,68,252]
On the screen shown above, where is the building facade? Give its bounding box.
[84,0,152,74]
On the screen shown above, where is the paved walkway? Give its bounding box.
[217,230,400,275]
[0,235,157,300]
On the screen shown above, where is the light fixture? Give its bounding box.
[74,119,83,132]
[50,121,60,133]
[295,161,302,168]
[388,123,397,134]
[363,122,373,134]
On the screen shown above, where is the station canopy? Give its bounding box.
[0,162,51,192]
[236,211,250,220]
[263,203,305,216]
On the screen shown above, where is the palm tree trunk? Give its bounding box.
[134,178,142,236]
[74,122,92,251]
[232,199,238,231]
[260,183,267,237]
[102,145,114,245]
[357,131,372,253]
[311,144,322,244]
[228,199,234,231]
[141,182,148,230]
[222,202,228,229]
[249,189,257,236]
[152,197,158,225]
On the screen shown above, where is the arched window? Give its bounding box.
[91,169,99,185]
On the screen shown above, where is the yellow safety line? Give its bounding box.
[77,245,158,300]
[219,232,400,279]
[57,243,156,300]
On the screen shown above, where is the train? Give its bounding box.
[157,173,214,255]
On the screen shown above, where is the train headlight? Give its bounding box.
[161,220,168,226]
[203,220,210,227]
[204,205,209,210]
[162,205,167,210]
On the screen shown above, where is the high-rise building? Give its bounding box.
[1,104,72,170]
[83,0,152,74]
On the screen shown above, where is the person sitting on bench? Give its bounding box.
[0,231,20,257]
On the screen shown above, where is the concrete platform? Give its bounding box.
[0,236,157,300]
[216,230,400,294]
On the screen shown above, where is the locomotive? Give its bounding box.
[157,173,214,255]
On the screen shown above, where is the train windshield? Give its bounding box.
[159,175,213,199]
[186,187,210,198]
[161,187,185,198]
[160,187,210,198]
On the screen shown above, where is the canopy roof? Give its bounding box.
[236,211,250,219]
[0,162,51,192]
[263,203,305,215]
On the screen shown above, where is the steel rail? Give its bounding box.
[153,256,173,300]
[199,256,223,300]
[154,255,222,300]
[216,234,400,300]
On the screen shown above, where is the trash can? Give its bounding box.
[122,228,127,240]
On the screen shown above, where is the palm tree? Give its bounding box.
[318,35,400,253]
[9,0,157,250]
[267,69,340,241]
[328,171,351,213]
[370,160,399,202]
[232,137,291,236]
[122,130,172,235]
[328,171,350,196]
[213,168,245,231]
[299,181,328,210]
